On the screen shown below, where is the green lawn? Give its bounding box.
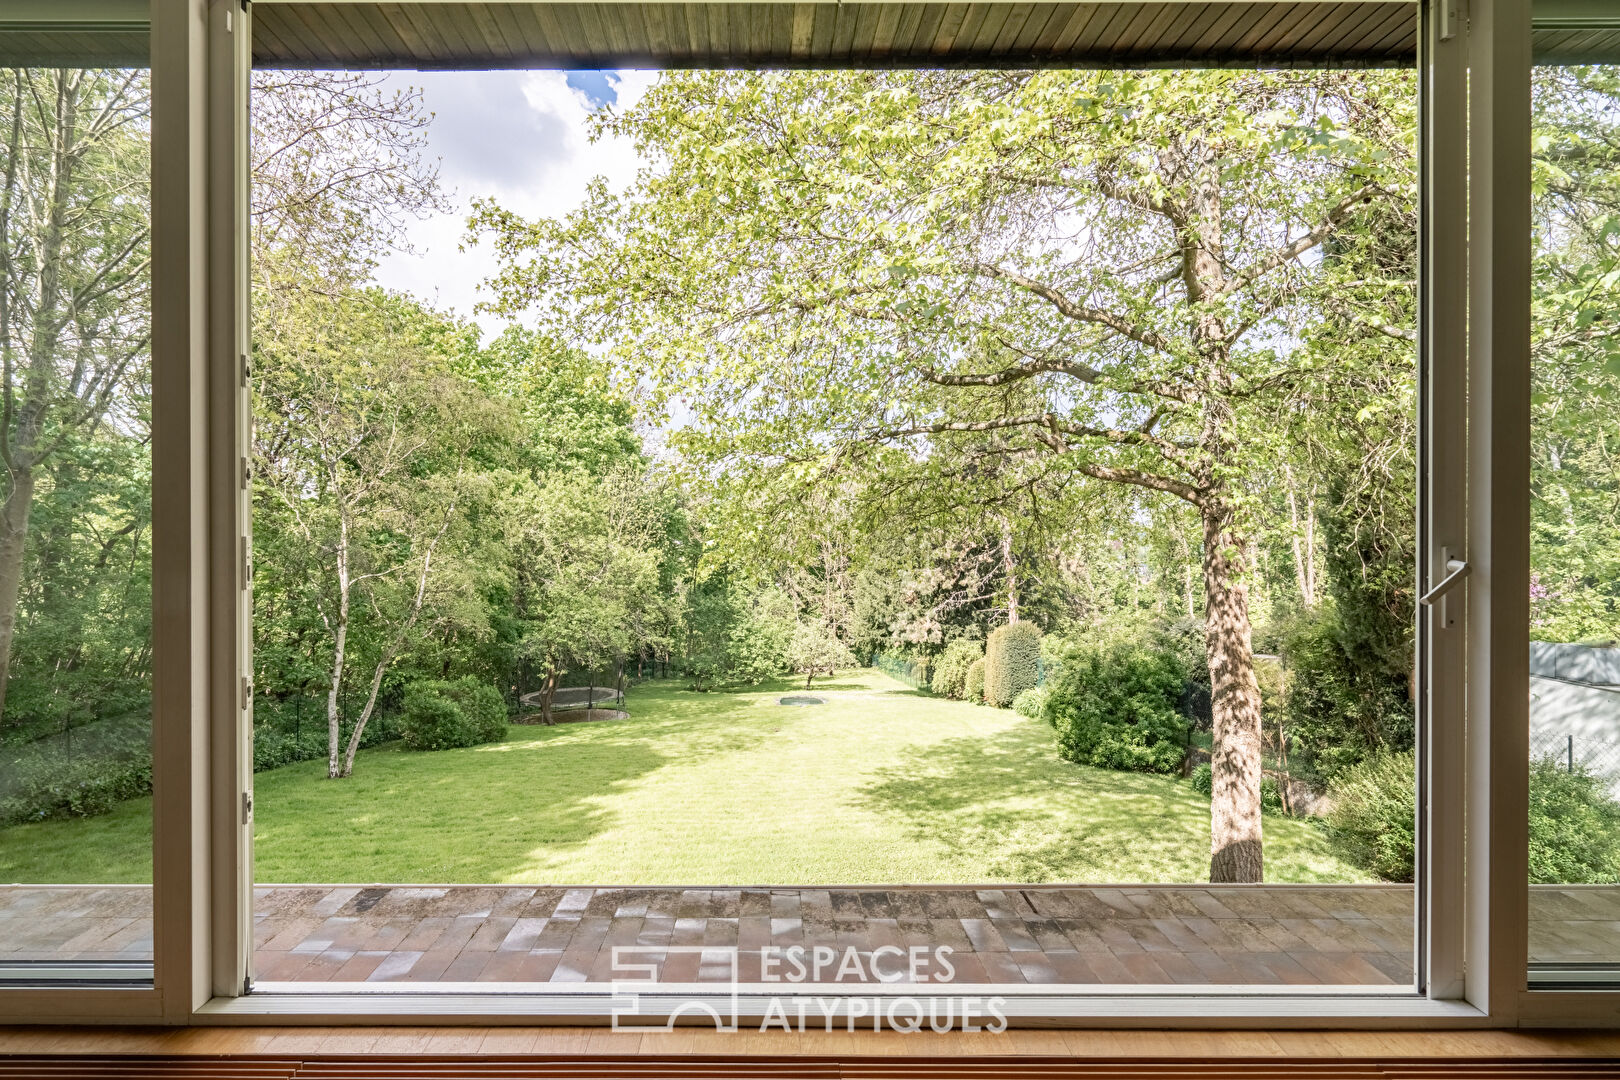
[0,669,1365,885]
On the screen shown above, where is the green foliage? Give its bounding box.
[1282,608,1413,781]
[397,677,507,752]
[1011,687,1046,719]
[0,721,152,827]
[1528,757,1620,885]
[1328,752,1620,884]
[1190,762,1213,796]
[964,658,986,704]
[786,621,856,688]
[872,653,932,690]
[1043,642,1188,774]
[726,587,797,683]
[931,639,983,700]
[1324,750,1415,882]
[1530,67,1620,644]
[984,622,1042,708]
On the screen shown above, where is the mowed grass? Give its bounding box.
[0,669,1365,885]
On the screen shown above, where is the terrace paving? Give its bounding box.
[8,883,1619,986]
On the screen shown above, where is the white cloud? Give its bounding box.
[371,69,657,338]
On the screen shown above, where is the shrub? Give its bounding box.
[1190,762,1213,796]
[1282,608,1413,782]
[1012,686,1046,718]
[397,677,507,751]
[1327,750,1620,884]
[251,694,401,772]
[1260,775,1284,814]
[1043,642,1187,773]
[440,676,508,743]
[0,750,152,826]
[983,622,1042,707]
[1528,757,1620,884]
[964,658,986,704]
[1325,749,1417,881]
[932,639,983,700]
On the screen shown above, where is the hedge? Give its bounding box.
[964,658,986,704]
[931,639,983,700]
[983,622,1042,707]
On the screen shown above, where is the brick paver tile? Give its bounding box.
[464,916,517,952]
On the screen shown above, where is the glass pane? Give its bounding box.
[235,64,1422,996]
[0,65,153,984]
[1529,58,1620,986]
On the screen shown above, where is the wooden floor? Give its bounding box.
[1,1026,1620,1077]
[8,883,1620,988]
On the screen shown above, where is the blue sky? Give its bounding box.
[564,70,620,109]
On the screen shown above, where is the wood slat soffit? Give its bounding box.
[5,2,1620,70]
[249,2,1418,69]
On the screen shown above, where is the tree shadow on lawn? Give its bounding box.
[255,726,681,884]
[854,721,1357,884]
[666,678,874,695]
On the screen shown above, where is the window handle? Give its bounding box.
[1420,558,1471,607]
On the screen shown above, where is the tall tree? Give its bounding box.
[1528,66,1620,643]
[255,288,504,778]
[0,69,150,722]
[475,69,1415,881]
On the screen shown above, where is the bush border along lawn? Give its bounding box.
[0,669,1364,885]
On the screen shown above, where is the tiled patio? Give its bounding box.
[248,883,1418,986]
[9,883,1620,986]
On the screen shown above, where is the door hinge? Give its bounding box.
[242,791,253,824]
[1439,0,1466,41]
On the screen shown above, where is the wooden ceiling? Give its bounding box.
[250,2,1415,68]
[1,2,1618,70]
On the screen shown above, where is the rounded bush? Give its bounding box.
[983,622,1042,707]
[931,639,983,699]
[964,658,986,704]
[398,677,507,751]
[1012,686,1046,718]
[441,676,508,744]
[1043,642,1187,773]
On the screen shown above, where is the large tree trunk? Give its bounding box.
[0,466,33,721]
[1202,502,1265,883]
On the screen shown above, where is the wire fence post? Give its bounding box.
[1569,733,1575,774]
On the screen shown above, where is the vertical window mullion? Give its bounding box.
[1420,0,1470,1003]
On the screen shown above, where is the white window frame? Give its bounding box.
[0,0,1582,1028]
